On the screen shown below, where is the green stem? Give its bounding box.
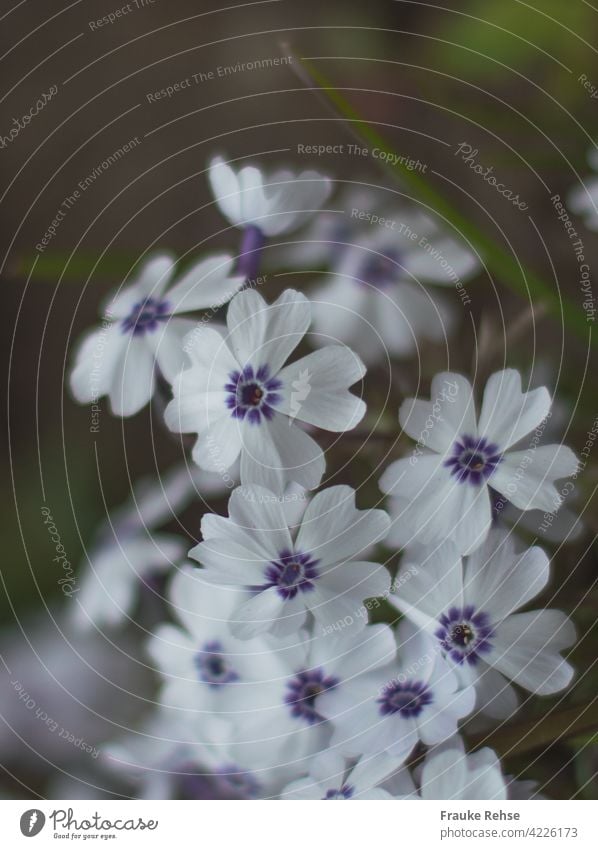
[468,701,598,757]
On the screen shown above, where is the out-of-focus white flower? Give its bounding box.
[318,621,475,762]
[380,369,579,555]
[568,147,598,231]
[147,567,288,715]
[190,484,390,639]
[208,156,332,237]
[70,253,244,416]
[165,288,366,493]
[103,712,295,799]
[391,530,575,718]
[72,463,229,631]
[387,737,507,800]
[309,210,479,363]
[280,750,401,799]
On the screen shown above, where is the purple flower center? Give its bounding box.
[121,297,170,335]
[194,640,238,687]
[359,250,402,290]
[262,549,320,599]
[377,679,433,718]
[225,364,282,424]
[324,785,354,799]
[444,434,502,485]
[435,606,495,666]
[285,667,339,724]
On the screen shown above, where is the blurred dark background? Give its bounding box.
[1,0,597,798]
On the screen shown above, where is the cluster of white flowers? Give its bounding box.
[69,155,580,800]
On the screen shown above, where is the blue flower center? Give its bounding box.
[435,606,495,666]
[377,679,433,718]
[324,785,354,799]
[194,640,238,687]
[262,549,320,600]
[121,297,170,335]
[444,434,502,485]
[285,668,339,724]
[225,364,282,424]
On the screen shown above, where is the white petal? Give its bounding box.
[391,545,463,624]
[183,325,238,376]
[384,464,492,555]
[259,289,311,374]
[228,485,293,558]
[147,318,195,382]
[189,537,268,585]
[109,337,155,416]
[169,565,242,635]
[278,346,366,432]
[311,563,391,631]
[490,445,579,512]
[241,414,325,493]
[473,664,519,720]
[226,289,267,366]
[478,369,551,451]
[296,486,389,567]
[489,610,576,694]
[69,323,127,403]
[107,253,176,318]
[167,254,245,313]
[402,236,479,286]
[379,452,446,496]
[464,531,550,621]
[399,372,476,449]
[191,414,243,472]
[231,588,287,639]
[310,278,367,348]
[208,156,242,225]
[146,623,195,677]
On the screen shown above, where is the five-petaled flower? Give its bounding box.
[70,253,244,416]
[165,288,367,493]
[390,530,575,717]
[380,369,579,554]
[189,484,391,638]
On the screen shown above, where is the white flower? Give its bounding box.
[568,146,598,231]
[280,750,401,799]
[150,563,396,774]
[387,737,507,800]
[189,484,391,639]
[390,530,575,718]
[380,369,579,554]
[104,711,292,799]
[318,621,475,762]
[165,288,367,493]
[70,253,244,416]
[208,156,332,237]
[72,463,223,630]
[310,211,479,363]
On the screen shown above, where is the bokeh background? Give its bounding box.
[1,0,597,798]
